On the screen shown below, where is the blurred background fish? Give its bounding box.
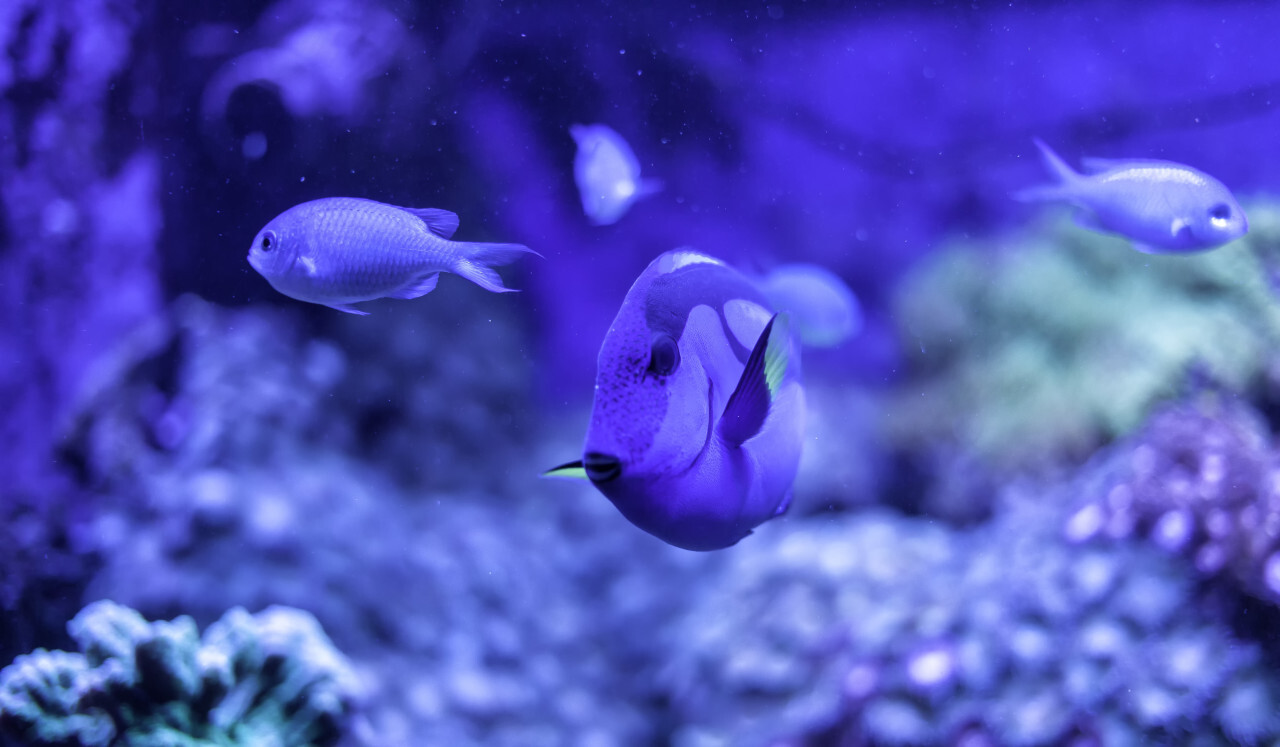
[570,123,663,226]
[247,197,536,315]
[1015,138,1249,253]
[755,263,862,348]
[547,250,804,551]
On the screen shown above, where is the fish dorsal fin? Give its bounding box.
[402,207,460,239]
[1080,156,1128,174]
[718,313,790,448]
[542,460,588,480]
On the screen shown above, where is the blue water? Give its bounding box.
[3,1,1280,745]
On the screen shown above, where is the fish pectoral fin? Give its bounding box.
[389,273,440,300]
[401,207,460,239]
[299,256,318,277]
[328,303,370,316]
[542,460,588,480]
[717,313,791,448]
[1171,217,1189,238]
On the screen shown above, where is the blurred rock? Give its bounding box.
[887,200,1280,479]
[663,500,1280,745]
[1065,393,1280,608]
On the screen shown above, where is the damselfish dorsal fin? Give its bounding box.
[401,207,460,239]
[1080,156,1129,174]
[542,460,588,480]
[1013,138,1081,203]
[718,313,791,447]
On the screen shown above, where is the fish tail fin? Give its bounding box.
[1013,138,1080,202]
[453,242,541,293]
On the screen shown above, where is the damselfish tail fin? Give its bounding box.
[453,242,541,293]
[1012,138,1081,203]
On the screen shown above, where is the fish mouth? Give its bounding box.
[583,452,622,483]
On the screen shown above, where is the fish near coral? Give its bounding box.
[570,123,662,225]
[248,197,537,315]
[1015,138,1248,253]
[547,250,805,551]
[756,263,862,348]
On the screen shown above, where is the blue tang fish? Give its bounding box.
[547,250,806,551]
[1016,139,1248,253]
[248,197,536,315]
[570,123,663,226]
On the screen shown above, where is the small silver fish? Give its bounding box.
[247,197,536,315]
[546,250,805,551]
[570,123,663,226]
[1016,138,1248,254]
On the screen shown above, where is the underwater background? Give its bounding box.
[4,0,1280,744]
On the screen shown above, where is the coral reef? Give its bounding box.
[0,600,360,746]
[325,281,537,496]
[663,501,1280,746]
[1064,393,1280,607]
[60,296,688,746]
[888,201,1280,476]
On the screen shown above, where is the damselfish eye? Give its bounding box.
[648,333,680,377]
[260,231,277,251]
[1209,204,1232,223]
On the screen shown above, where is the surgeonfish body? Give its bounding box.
[757,263,862,348]
[247,197,536,315]
[570,123,662,225]
[1016,138,1248,253]
[548,249,805,551]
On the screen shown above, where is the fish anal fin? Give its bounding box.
[718,313,791,448]
[389,272,440,300]
[402,207,460,239]
[543,460,588,480]
[328,303,370,316]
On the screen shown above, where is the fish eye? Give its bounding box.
[1209,204,1232,226]
[648,333,680,377]
[260,231,277,252]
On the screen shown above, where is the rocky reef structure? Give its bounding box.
[58,296,687,746]
[888,202,1280,478]
[664,503,1280,746]
[1065,394,1280,609]
[0,600,361,746]
[0,0,164,663]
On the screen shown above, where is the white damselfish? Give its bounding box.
[247,197,536,315]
